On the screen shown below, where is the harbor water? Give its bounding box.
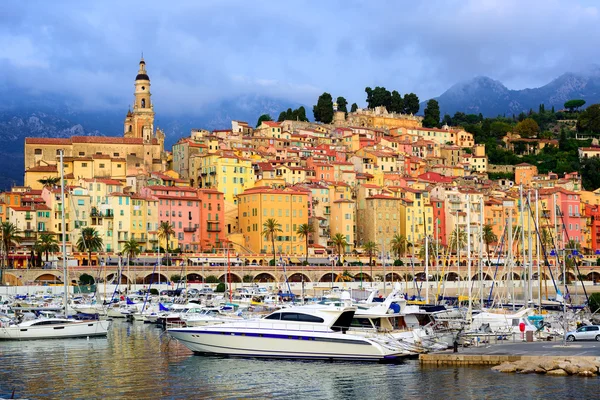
[1,321,598,399]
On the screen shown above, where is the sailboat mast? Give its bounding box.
[60,150,68,316]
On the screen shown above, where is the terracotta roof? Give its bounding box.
[26,165,58,172]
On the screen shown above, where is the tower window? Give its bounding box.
[141,99,146,108]
[34,149,42,155]
[128,125,132,132]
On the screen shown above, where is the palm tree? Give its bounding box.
[37,233,59,262]
[482,224,498,256]
[122,238,141,266]
[449,228,467,254]
[262,218,282,267]
[76,227,103,267]
[390,234,408,258]
[296,223,313,264]
[1,222,22,268]
[331,233,348,260]
[37,176,60,188]
[362,241,379,282]
[158,221,175,264]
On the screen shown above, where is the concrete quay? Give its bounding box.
[419,341,600,367]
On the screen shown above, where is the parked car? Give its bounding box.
[565,325,600,342]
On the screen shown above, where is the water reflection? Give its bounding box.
[0,321,598,399]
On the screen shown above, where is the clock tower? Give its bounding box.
[124,57,155,142]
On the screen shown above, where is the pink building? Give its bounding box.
[539,188,584,248]
[141,186,224,252]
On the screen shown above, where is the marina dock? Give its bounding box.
[420,341,600,366]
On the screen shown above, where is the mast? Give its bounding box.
[425,235,429,304]
[519,185,526,305]
[479,196,484,308]
[60,150,68,316]
[466,194,472,319]
[535,189,541,311]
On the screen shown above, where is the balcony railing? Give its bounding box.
[183,227,196,232]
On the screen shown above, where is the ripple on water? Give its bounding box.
[1,321,599,399]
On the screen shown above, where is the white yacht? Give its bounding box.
[167,303,411,361]
[0,317,111,340]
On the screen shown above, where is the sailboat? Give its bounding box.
[0,150,111,340]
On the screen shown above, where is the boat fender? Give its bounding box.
[43,303,49,307]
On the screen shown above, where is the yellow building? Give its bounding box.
[198,153,254,204]
[345,106,422,130]
[330,199,355,252]
[237,187,309,255]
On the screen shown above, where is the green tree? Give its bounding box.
[296,223,313,264]
[256,114,272,127]
[564,99,586,112]
[36,233,59,262]
[482,225,498,255]
[390,233,408,258]
[122,238,141,265]
[514,118,540,138]
[449,228,467,253]
[331,233,348,260]
[295,106,308,121]
[350,103,358,113]
[205,275,219,283]
[389,90,404,113]
[336,96,348,113]
[76,227,103,267]
[576,104,600,133]
[157,221,175,265]
[362,241,379,281]
[403,93,420,114]
[1,222,22,268]
[277,111,287,122]
[313,92,334,123]
[37,176,60,188]
[489,121,513,139]
[365,87,374,108]
[581,156,600,190]
[262,218,282,268]
[423,99,440,128]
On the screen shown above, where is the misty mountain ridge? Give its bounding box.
[433,66,600,117]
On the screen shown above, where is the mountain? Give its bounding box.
[0,87,300,189]
[429,67,600,117]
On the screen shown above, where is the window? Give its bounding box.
[82,163,88,167]
[34,149,42,155]
[99,163,105,168]
[79,152,85,156]
[113,153,119,157]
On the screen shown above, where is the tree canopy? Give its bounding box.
[313,92,334,123]
[336,96,348,113]
[423,99,440,128]
[350,103,358,112]
[564,99,586,112]
[389,90,404,113]
[577,104,600,133]
[256,114,272,127]
[277,106,308,122]
[403,93,420,114]
[514,118,540,138]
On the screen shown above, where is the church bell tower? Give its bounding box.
[124,57,155,141]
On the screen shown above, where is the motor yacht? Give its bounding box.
[167,301,411,361]
[0,316,111,340]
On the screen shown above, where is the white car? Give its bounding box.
[565,325,600,342]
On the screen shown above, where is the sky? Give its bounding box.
[1,0,600,114]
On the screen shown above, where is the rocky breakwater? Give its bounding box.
[492,357,600,377]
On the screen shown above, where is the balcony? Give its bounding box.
[25,214,33,220]
[207,223,220,232]
[183,226,196,232]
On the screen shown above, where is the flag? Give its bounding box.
[159,303,169,312]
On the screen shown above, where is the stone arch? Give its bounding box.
[385,272,402,282]
[587,271,600,281]
[141,98,146,108]
[3,273,23,286]
[288,273,311,282]
[445,272,460,281]
[471,273,493,281]
[354,272,372,282]
[186,273,204,283]
[219,273,241,283]
[142,273,169,284]
[531,272,549,280]
[558,272,576,282]
[501,272,521,281]
[105,273,131,285]
[34,273,63,284]
[319,273,338,283]
[253,272,276,282]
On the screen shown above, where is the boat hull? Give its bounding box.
[0,320,112,340]
[168,327,406,361]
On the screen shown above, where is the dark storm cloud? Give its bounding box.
[1,0,599,114]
